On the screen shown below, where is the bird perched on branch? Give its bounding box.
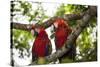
[53,18,76,63]
[31,25,52,64]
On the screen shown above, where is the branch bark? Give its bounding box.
[11,12,85,31]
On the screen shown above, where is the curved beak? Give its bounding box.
[53,22,58,28]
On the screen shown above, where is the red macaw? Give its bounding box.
[31,26,52,64]
[53,18,76,63]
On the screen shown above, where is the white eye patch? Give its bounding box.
[31,30,35,36]
[54,22,58,28]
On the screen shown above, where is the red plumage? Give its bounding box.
[54,18,72,49]
[32,28,51,58]
[54,18,76,63]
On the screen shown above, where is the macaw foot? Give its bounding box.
[37,57,46,64]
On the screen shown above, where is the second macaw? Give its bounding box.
[53,18,76,63]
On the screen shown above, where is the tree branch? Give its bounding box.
[12,12,84,31]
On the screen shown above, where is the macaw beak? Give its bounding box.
[35,28,40,33]
[54,22,58,28]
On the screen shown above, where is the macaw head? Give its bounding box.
[53,18,66,28]
[31,29,39,37]
[31,24,44,36]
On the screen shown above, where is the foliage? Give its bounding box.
[12,29,32,58]
[55,4,88,16]
[76,26,97,62]
[55,4,88,27]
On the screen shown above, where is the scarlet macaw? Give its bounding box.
[53,18,76,63]
[31,26,52,64]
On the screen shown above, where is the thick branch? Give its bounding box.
[11,23,31,31]
[12,13,84,31]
